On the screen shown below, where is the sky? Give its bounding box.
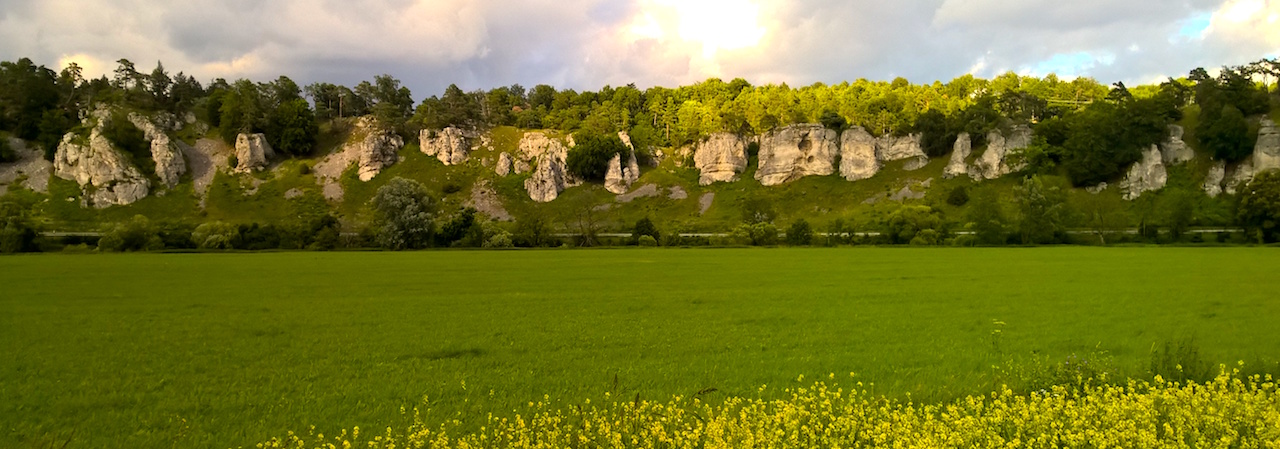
[0,0,1278,99]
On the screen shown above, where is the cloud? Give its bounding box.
[0,0,1275,101]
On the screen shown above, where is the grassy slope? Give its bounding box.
[2,248,1278,448]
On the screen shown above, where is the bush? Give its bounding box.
[483,231,514,249]
[0,137,15,163]
[946,186,969,206]
[731,222,778,246]
[298,163,311,175]
[371,177,435,250]
[191,221,240,249]
[0,200,39,253]
[785,219,813,246]
[637,235,658,247]
[1236,170,1280,243]
[566,132,629,181]
[632,217,660,244]
[442,183,462,195]
[99,215,163,252]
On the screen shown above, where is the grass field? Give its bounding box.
[2,248,1278,448]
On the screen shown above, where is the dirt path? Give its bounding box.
[183,138,232,206]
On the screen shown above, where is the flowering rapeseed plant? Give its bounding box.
[254,367,1280,449]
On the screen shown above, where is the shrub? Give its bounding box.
[99,215,163,252]
[298,163,311,175]
[946,186,969,206]
[1236,170,1280,243]
[731,222,778,246]
[566,132,629,181]
[442,183,462,195]
[632,217,660,244]
[0,137,15,163]
[191,221,240,249]
[483,231,514,249]
[785,219,813,246]
[637,235,658,247]
[371,177,435,250]
[0,200,39,253]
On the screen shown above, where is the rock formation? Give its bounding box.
[1160,125,1194,165]
[604,131,641,194]
[1204,161,1226,198]
[234,133,274,173]
[1226,119,1280,194]
[127,113,187,188]
[495,152,513,176]
[0,137,52,196]
[356,131,403,182]
[943,133,972,179]
[53,108,150,208]
[420,127,471,166]
[876,133,929,171]
[755,124,839,186]
[839,127,880,181]
[1119,145,1167,200]
[519,132,579,202]
[970,125,1032,181]
[693,133,749,185]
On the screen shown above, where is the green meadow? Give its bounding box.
[2,248,1278,448]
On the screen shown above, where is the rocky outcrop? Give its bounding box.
[519,132,579,202]
[0,137,52,196]
[876,133,928,171]
[1119,145,1167,200]
[755,124,839,186]
[234,133,274,173]
[496,152,513,176]
[604,131,641,194]
[1226,119,1280,194]
[127,113,187,188]
[693,133,749,185]
[54,109,150,208]
[944,133,971,179]
[970,125,1031,181]
[1204,161,1226,198]
[421,127,470,165]
[345,118,403,181]
[839,127,880,181]
[1160,125,1194,165]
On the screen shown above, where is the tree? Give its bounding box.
[147,61,171,109]
[632,217,660,244]
[218,79,265,143]
[266,98,318,156]
[514,211,553,247]
[785,219,813,246]
[1236,170,1280,243]
[967,189,1006,245]
[1163,189,1195,240]
[915,109,955,157]
[0,200,39,253]
[882,204,943,244]
[1200,105,1253,162]
[1075,192,1127,245]
[566,132,629,182]
[1014,175,1068,244]
[370,177,436,250]
[98,215,163,252]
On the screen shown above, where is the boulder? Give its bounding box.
[127,113,187,188]
[876,133,928,171]
[354,129,403,182]
[1160,125,1194,165]
[53,116,150,208]
[1119,145,1167,200]
[943,132,971,179]
[970,125,1031,181]
[519,132,578,202]
[839,127,880,181]
[234,133,274,173]
[604,131,641,194]
[496,152,513,176]
[420,127,470,165]
[755,124,839,186]
[1204,160,1226,198]
[1226,119,1280,194]
[693,133,748,185]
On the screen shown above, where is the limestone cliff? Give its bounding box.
[693,133,749,185]
[755,124,839,186]
[127,113,187,188]
[234,133,274,173]
[53,107,150,208]
[839,127,880,181]
[420,127,471,166]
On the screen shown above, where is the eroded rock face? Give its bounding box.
[943,133,971,179]
[344,118,403,181]
[970,125,1032,181]
[126,113,187,188]
[420,127,470,165]
[839,127,880,181]
[755,124,839,186]
[1226,119,1280,194]
[604,132,641,194]
[54,110,150,208]
[234,133,274,173]
[1160,125,1194,165]
[1119,145,1168,200]
[876,133,928,171]
[1204,160,1226,198]
[519,132,578,202]
[496,152,513,176]
[693,133,748,185]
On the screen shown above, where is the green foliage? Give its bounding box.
[437,207,484,248]
[98,215,163,252]
[967,188,1006,245]
[1199,105,1253,162]
[0,136,13,163]
[915,109,955,157]
[266,98,318,156]
[1236,170,1280,243]
[0,199,39,253]
[1162,189,1195,239]
[740,195,776,224]
[1014,176,1068,244]
[637,235,658,247]
[945,186,969,207]
[632,217,660,244]
[1149,337,1212,384]
[191,221,240,249]
[882,204,943,244]
[785,218,813,246]
[565,132,629,182]
[370,177,435,250]
[731,222,778,246]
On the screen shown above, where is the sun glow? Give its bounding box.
[629,0,766,58]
